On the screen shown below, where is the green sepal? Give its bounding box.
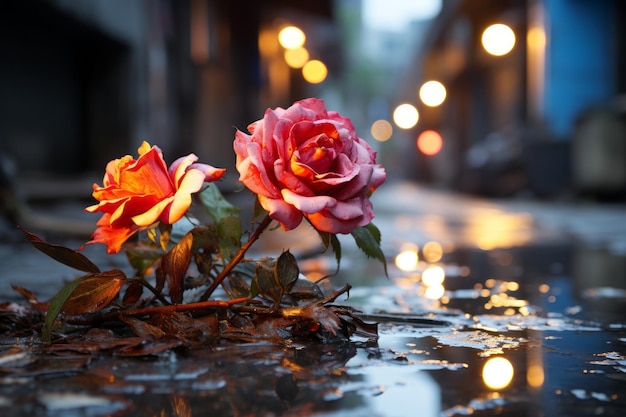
[318,231,342,274]
[351,223,388,277]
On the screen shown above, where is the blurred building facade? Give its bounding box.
[408,0,626,198]
[0,0,336,190]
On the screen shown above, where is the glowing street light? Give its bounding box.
[393,103,419,129]
[482,23,516,56]
[419,80,447,107]
[278,26,306,49]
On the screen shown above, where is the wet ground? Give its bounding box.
[1,181,625,416]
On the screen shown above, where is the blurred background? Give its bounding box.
[1,0,625,212]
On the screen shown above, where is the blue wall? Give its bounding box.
[544,0,616,138]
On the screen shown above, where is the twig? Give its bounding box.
[200,214,272,300]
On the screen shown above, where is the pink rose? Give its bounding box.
[84,141,226,253]
[234,98,386,234]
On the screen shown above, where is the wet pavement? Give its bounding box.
[1,181,625,416]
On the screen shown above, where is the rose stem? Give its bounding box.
[200,214,272,300]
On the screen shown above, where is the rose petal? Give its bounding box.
[258,195,302,230]
[281,189,336,214]
[131,196,174,226]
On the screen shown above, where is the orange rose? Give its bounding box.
[84,141,225,253]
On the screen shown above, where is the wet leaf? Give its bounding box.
[253,257,281,304]
[122,280,144,306]
[350,223,388,277]
[19,227,100,274]
[62,270,126,315]
[275,250,299,293]
[162,232,193,304]
[199,182,240,224]
[121,316,166,339]
[43,273,93,344]
[288,278,324,301]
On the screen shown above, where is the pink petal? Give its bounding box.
[281,189,336,214]
[169,154,198,188]
[258,195,302,230]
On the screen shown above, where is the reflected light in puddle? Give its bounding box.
[395,243,419,272]
[482,357,514,390]
[469,211,534,250]
[527,364,544,388]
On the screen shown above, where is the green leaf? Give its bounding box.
[198,183,240,224]
[351,223,388,277]
[43,274,91,344]
[124,243,164,276]
[20,227,100,274]
[161,232,193,304]
[274,250,299,293]
[329,234,342,274]
[42,270,125,343]
[217,215,242,263]
[318,230,342,274]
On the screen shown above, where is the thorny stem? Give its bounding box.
[200,214,273,301]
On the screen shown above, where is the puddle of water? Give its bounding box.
[1,240,625,416]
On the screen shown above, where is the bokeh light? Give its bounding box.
[417,130,443,156]
[421,265,445,286]
[422,241,443,263]
[482,357,514,390]
[425,284,445,300]
[284,47,309,68]
[370,119,393,142]
[419,80,447,107]
[393,103,419,129]
[278,26,306,49]
[302,60,327,84]
[395,243,419,272]
[482,23,516,56]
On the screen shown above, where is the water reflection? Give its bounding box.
[482,357,514,390]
